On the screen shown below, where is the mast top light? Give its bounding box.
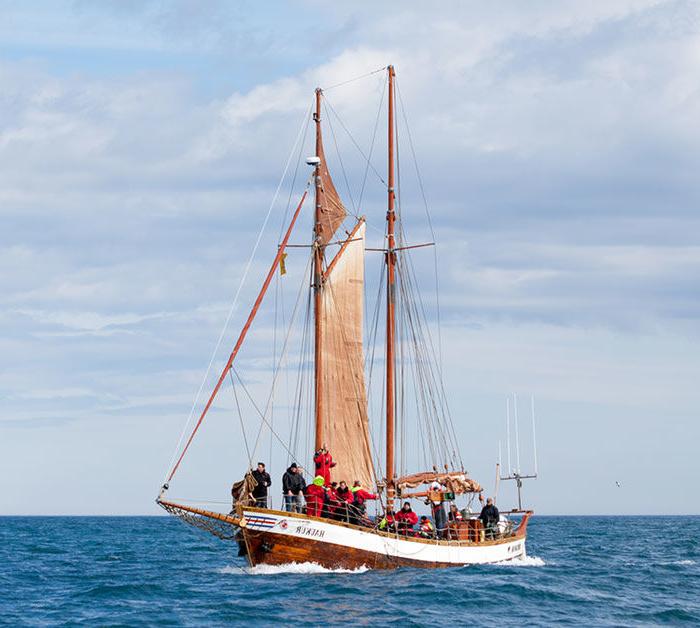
[306,156,321,166]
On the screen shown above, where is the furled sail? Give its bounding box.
[316,138,348,245]
[320,221,375,489]
[396,471,483,495]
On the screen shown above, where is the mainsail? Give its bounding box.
[319,221,375,489]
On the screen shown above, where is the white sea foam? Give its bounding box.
[219,556,548,574]
[495,555,546,567]
[218,562,370,575]
[672,559,695,566]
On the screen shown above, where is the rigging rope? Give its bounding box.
[232,366,306,468]
[396,78,444,373]
[358,77,387,219]
[383,72,464,474]
[321,66,387,92]
[229,369,251,464]
[323,100,358,216]
[165,181,311,484]
[242,251,314,469]
[277,103,313,241]
[288,275,313,464]
[323,96,386,188]
[162,104,313,485]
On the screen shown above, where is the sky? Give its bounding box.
[1,0,699,515]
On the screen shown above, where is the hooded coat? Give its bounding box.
[313,451,336,486]
[305,477,326,517]
[282,466,306,495]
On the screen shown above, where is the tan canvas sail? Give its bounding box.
[320,221,375,489]
[316,138,347,245]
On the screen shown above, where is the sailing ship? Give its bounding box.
[157,65,533,569]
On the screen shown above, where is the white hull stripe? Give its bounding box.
[243,509,526,565]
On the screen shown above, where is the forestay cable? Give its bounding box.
[162,104,312,484]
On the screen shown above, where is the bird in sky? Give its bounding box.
[615,481,621,488]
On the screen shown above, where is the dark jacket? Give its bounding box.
[479,504,499,526]
[251,469,272,498]
[282,467,306,494]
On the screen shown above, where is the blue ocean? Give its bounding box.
[2,516,698,626]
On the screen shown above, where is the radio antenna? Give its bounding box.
[514,393,521,474]
[506,397,512,474]
[531,394,538,476]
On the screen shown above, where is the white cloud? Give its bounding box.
[1,1,700,514]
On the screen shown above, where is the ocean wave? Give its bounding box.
[495,555,546,567]
[219,562,370,575]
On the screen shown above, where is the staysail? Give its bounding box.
[319,221,375,489]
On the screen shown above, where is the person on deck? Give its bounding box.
[324,482,340,519]
[313,446,337,486]
[479,497,500,539]
[418,516,435,538]
[305,476,326,518]
[251,462,272,508]
[448,504,463,522]
[282,463,306,513]
[395,501,419,535]
[335,480,353,522]
[378,508,397,533]
[425,481,447,539]
[350,481,377,526]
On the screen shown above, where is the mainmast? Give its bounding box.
[313,87,324,452]
[385,65,397,505]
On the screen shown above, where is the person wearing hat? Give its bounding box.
[305,476,327,517]
[395,501,419,535]
[282,463,306,513]
[251,462,272,508]
[425,481,448,539]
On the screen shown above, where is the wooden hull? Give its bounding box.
[240,507,530,570]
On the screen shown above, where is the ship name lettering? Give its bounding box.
[295,526,325,538]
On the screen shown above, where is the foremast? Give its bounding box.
[313,87,325,451]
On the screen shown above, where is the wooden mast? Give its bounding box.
[385,65,397,505]
[313,87,324,452]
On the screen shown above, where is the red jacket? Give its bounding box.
[305,484,325,517]
[325,487,340,516]
[395,509,418,527]
[313,451,336,485]
[352,488,377,506]
[336,487,354,503]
